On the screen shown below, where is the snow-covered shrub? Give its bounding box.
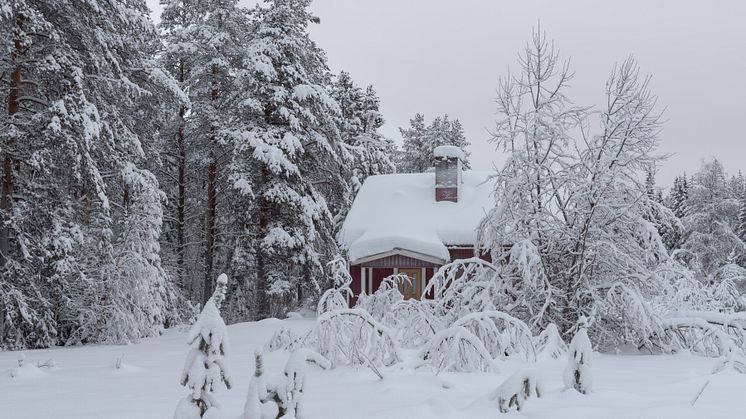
[175,274,233,419]
[534,323,567,359]
[424,258,510,324]
[662,314,746,368]
[419,326,497,373]
[315,308,400,369]
[564,321,593,394]
[265,327,303,352]
[453,311,536,362]
[317,257,352,316]
[355,274,407,324]
[273,349,331,419]
[709,264,745,311]
[244,349,330,419]
[9,353,38,378]
[712,349,746,374]
[592,282,665,351]
[389,299,443,348]
[489,369,543,413]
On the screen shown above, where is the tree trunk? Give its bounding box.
[1,14,24,266]
[204,158,217,304]
[177,60,186,289]
[203,66,218,305]
[255,168,270,319]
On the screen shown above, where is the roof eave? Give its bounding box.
[350,247,448,266]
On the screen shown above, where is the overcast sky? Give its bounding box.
[149,0,746,187]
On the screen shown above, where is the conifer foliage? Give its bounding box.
[0,0,182,348]
[563,319,593,395]
[0,0,400,349]
[398,113,470,172]
[176,274,233,419]
[232,0,346,318]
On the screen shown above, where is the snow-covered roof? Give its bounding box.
[433,145,465,160]
[339,171,495,263]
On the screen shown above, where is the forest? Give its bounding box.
[1,0,745,363]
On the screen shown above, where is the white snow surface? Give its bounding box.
[339,171,494,262]
[433,145,465,160]
[2,316,745,419]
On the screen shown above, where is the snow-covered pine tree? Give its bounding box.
[329,71,395,231]
[645,170,656,200]
[738,187,746,246]
[159,0,252,305]
[680,160,745,276]
[564,319,593,394]
[0,0,182,348]
[397,113,428,172]
[231,0,344,318]
[99,164,179,342]
[331,72,395,180]
[176,274,233,419]
[398,113,470,172]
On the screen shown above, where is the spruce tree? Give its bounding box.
[176,274,233,419]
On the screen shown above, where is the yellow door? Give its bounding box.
[398,268,422,300]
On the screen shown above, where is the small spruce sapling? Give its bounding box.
[275,349,331,419]
[243,350,278,419]
[490,369,543,413]
[175,274,233,419]
[563,317,593,394]
[244,348,330,419]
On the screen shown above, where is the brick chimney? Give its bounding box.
[434,145,463,202]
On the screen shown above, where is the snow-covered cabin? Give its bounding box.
[339,146,493,303]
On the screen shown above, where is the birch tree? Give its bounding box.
[478,27,675,347]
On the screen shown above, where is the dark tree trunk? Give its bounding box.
[177,60,186,288]
[204,157,217,304]
[255,167,270,319]
[203,66,218,305]
[1,14,24,266]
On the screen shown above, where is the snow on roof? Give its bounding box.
[339,171,495,263]
[433,145,465,160]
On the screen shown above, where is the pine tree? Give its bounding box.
[668,175,689,219]
[0,0,182,348]
[329,71,395,232]
[175,274,233,419]
[681,160,743,276]
[399,113,470,172]
[645,170,656,200]
[232,0,344,318]
[159,0,252,304]
[738,188,746,245]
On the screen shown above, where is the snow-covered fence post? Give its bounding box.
[563,317,593,394]
[175,273,233,419]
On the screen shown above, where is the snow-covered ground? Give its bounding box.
[1,316,743,419]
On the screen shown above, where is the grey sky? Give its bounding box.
[149,0,746,187]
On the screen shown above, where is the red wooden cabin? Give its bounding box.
[338,146,494,305]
